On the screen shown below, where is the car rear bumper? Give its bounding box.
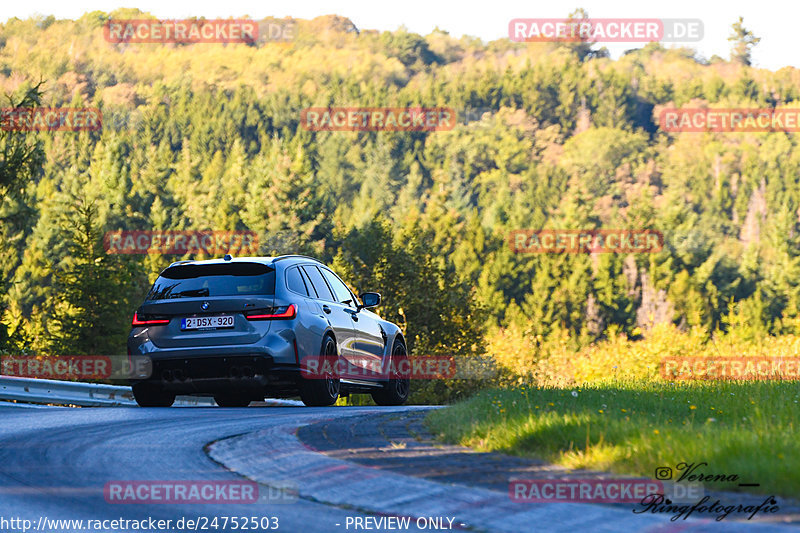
[130,355,303,396]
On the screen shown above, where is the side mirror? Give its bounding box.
[358,292,381,310]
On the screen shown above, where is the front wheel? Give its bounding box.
[300,334,340,407]
[132,383,175,407]
[371,340,410,406]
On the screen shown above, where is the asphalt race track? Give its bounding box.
[0,404,795,533]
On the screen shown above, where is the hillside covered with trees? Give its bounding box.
[2,10,799,398]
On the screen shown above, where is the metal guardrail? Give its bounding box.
[0,376,216,407]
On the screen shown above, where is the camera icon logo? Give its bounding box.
[654,467,673,480]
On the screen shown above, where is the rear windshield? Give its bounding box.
[146,262,275,301]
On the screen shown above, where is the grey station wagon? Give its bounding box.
[127,255,409,407]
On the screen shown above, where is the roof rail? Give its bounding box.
[272,254,322,263]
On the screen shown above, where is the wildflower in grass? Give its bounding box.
[598,409,604,413]
[689,405,697,410]
[571,391,578,397]
[653,429,660,434]
[621,409,627,412]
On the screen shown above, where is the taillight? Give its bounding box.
[245,304,297,320]
[132,311,170,326]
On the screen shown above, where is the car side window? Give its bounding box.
[298,267,317,298]
[301,266,335,301]
[321,268,355,306]
[286,266,309,296]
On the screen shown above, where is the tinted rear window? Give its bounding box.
[286,266,309,296]
[146,262,275,301]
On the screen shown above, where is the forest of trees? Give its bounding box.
[1,10,799,397]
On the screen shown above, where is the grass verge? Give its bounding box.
[425,381,800,498]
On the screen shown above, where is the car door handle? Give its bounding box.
[322,305,331,314]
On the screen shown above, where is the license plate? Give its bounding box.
[181,315,234,330]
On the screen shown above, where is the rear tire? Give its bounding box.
[132,383,175,407]
[214,394,253,407]
[300,334,340,407]
[371,339,410,406]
